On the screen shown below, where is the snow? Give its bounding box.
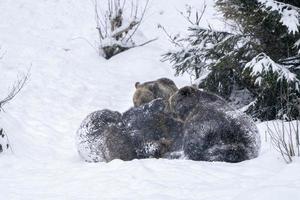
[258,0,300,33]
[0,0,300,199]
[244,53,300,88]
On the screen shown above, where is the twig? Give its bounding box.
[0,70,30,111]
[70,37,98,53]
[111,21,139,38]
[125,0,149,43]
[177,2,207,26]
[158,25,182,47]
[0,46,6,60]
[136,37,158,47]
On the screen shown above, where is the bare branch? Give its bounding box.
[178,2,207,26]
[95,0,151,59]
[158,24,183,47]
[136,37,158,47]
[0,46,6,60]
[125,0,149,43]
[0,71,30,111]
[111,21,139,38]
[268,119,300,163]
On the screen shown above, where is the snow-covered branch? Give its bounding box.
[258,0,300,33]
[244,53,300,88]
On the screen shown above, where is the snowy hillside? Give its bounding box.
[0,0,300,199]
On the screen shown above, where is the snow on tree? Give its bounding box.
[163,0,300,120]
[244,53,300,87]
[258,0,300,33]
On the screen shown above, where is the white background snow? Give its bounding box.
[0,0,300,199]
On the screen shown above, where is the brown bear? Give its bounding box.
[169,86,232,121]
[123,98,184,159]
[133,78,178,107]
[168,86,261,162]
[76,109,136,162]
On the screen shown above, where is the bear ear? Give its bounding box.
[135,82,140,88]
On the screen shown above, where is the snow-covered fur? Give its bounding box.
[170,86,261,162]
[77,85,260,163]
[0,128,9,154]
[183,106,260,162]
[76,100,183,162]
[169,86,232,121]
[123,99,184,159]
[76,110,135,162]
[133,78,178,107]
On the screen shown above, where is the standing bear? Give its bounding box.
[133,78,178,107]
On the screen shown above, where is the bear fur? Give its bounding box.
[77,82,261,163]
[182,106,260,162]
[133,78,178,107]
[169,86,233,121]
[76,109,136,162]
[122,98,184,159]
[169,86,261,162]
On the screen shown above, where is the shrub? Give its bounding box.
[0,70,29,154]
[267,120,300,163]
[95,0,154,59]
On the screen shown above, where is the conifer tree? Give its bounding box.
[163,0,300,120]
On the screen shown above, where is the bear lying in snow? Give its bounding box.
[76,80,260,163]
[122,98,184,159]
[76,110,135,162]
[169,86,260,162]
[77,99,184,162]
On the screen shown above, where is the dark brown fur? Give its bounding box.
[133,78,178,107]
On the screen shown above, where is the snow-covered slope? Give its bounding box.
[0,0,300,199]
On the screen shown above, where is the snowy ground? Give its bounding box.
[0,0,300,199]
